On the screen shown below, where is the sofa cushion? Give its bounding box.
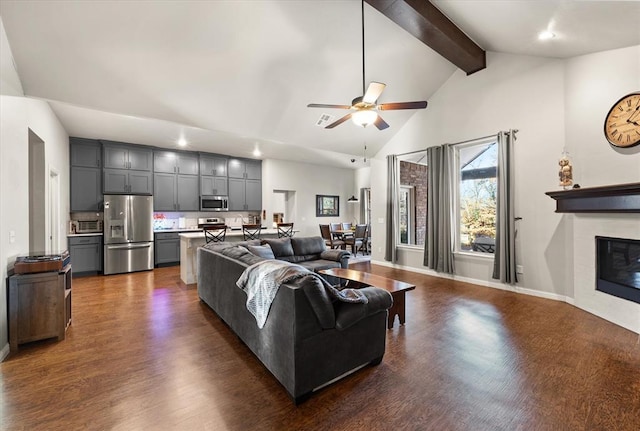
[334,287,393,330]
[291,236,326,256]
[298,259,342,272]
[262,238,294,258]
[219,245,265,266]
[247,244,275,259]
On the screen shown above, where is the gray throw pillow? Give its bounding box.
[247,244,275,259]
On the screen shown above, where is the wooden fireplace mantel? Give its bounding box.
[545,182,640,213]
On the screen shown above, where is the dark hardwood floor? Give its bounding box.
[2,263,639,430]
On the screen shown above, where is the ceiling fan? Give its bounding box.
[307,0,428,130]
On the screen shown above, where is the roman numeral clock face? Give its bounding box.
[604,92,640,148]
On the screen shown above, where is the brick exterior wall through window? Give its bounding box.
[400,161,428,245]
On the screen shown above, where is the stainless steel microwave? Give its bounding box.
[200,195,228,212]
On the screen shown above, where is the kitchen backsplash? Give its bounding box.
[153,211,260,230]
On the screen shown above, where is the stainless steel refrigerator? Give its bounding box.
[103,195,154,275]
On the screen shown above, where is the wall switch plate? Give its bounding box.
[9,230,15,244]
[378,218,384,224]
[516,265,524,274]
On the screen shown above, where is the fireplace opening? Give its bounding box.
[596,236,640,304]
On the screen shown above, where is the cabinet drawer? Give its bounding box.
[69,236,102,245]
[155,232,180,240]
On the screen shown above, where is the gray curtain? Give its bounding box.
[424,145,455,273]
[492,130,517,283]
[385,155,398,262]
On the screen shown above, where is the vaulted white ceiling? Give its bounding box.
[1,1,639,168]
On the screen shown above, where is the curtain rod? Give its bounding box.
[395,129,518,157]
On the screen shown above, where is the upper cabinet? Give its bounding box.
[154,151,199,175]
[200,155,228,177]
[102,141,152,171]
[70,138,101,168]
[228,158,261,180]
[70,138,102,211]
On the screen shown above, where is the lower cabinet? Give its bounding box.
[68,236,102,275]
[155,232,180,266]
[8,264,72,352]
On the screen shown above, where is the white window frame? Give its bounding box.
[398,185,415,245]
[453,136,498,257]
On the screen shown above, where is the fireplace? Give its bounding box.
[596,236,640,304]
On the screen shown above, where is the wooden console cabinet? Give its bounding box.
[8,264,72,353]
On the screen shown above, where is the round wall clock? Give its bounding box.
[604,92,640,148]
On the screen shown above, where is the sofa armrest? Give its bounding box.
[320,249,350,262]
[334,287,393,330]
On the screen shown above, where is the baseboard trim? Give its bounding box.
[370,259,569,303]
[0,343,10,362]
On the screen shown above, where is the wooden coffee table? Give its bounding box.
[319,268,416,329]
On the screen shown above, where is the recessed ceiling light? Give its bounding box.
[253,148,261,157]
[538,30,556,41]
[177,138,187,147]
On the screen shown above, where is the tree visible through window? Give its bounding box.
[457,141,497,254]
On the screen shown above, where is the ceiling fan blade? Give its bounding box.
[378,101,428,110]
[307,103,352,109]
[362,82,386,104]
[374,115,390,130]
[325,113,353,129]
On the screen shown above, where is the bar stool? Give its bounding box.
[242,224,262,241]
[277,222,294,238]
[203,224,227,244]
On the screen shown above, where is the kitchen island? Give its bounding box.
[179,229,282,284]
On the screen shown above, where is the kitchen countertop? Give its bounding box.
[154,228,201,233]
[67,233,103,237]
[179,228,281,239]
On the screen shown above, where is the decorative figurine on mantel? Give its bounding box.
[559,151,573,189]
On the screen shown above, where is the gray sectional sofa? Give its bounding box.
[197,237,392,403]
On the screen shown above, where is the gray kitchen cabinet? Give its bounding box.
[228,158,261,180]
[177,175,199,210]
[153,173,176,210]
[155,232,180,266]
[227,158,262,210]
[228,177,262,211]
[245,179,262,211]
[200,176,228,196]
[102,142,152,171]
[71,167,102,211]
[70,138,101,168]
[153,173,198,211]
[199,155,228,177]
[154,151,199,175]
[70,138,102,211]
[68,236,102,275]
[104,169,152,194]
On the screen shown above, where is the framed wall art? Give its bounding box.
[316,195,339,217]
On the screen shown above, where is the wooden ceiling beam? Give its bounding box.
[365,0,486,75]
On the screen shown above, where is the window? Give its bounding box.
[399,186,414,244]
[397,153,428,246]
[455,139,498,254]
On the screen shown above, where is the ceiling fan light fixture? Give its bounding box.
[351,109,378,127]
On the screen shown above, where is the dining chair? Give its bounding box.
[242,224,262,241]
[203,223,227,244]
[345,224,367,255]
[329,222,343,240]
[319,224,345,250]
[277,222,294,238]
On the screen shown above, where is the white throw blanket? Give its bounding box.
[236,260,309,328]
[236,260,368,328]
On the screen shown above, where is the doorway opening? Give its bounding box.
[48,168,60,253]
[272,190,296,228]
[28,129,46,252]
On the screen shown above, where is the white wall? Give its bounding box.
[262,158,356,238]
[370,47,640,332]
[0,95,70,359]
